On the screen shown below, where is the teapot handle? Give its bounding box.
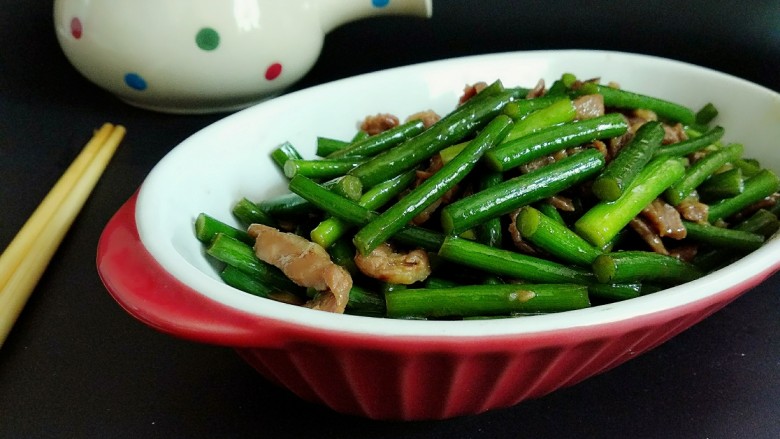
[318,0,432,33]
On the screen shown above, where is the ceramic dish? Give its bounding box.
[97,50,780,420]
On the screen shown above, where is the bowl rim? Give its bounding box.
[121,49,780,340]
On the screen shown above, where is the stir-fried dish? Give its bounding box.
[195,74,780,319]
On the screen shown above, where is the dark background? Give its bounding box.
[1,1,779,437]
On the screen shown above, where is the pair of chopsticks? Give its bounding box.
[0,123,126,347]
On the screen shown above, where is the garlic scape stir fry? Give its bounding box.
[195,75,780,319]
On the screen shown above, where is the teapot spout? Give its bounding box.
[318,0,432,34]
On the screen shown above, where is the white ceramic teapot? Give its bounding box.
[54,0,433,113]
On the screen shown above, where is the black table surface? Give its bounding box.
[2,1,779,438]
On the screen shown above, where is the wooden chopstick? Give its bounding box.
[0,123,126,347]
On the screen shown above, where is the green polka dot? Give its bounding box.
[195,27,220,51]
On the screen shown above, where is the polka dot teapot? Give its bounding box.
[54,0,433,113]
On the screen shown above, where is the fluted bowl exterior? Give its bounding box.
[234,293,748,419]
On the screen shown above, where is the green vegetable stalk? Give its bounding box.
[575,156,686,248]
[442,148,605,236]
[386,283,590,318]
[353,115,513,255]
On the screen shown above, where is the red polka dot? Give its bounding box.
[265,63,282,81]
[70,17,83,39]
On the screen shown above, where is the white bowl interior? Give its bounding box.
[135,50,780,337]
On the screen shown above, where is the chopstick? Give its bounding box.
[0,123,126,347]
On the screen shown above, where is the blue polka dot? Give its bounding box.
[372,0,389,7]
[124,73,147,91]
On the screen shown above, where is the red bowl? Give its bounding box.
[97,50,780,420]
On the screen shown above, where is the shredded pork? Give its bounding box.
[662,122,688,145]
[608,131,634,159]
[360,113,399,135]
[526,79,546,99]
[640,198,687,240]
[629,217,669,255]
[508,209,537,254]
[676,196,709,223]
[406,110,441,128]
[458,82,489,104]
[572,94,605,120]
[411,154,459,225]
[353,243,431,285]
[248,224,352,313]
[546,195,576,212]
[669,243,699,262]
